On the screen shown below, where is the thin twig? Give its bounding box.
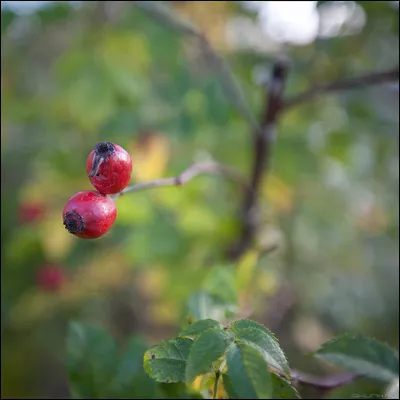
[284,67,399,110]
[133,1,260,135]
[290,370,361,390]
[271,365,361,392]
[229,59,289,260]
[112,161,248,199]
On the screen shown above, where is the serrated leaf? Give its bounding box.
[222,373,238,399]
[315,335,399,383]
[144,338,193,383]
[186,329,233,381]
[66,322,118,398]
[226,341,273,399]
[228,319,290,376]
[271,374,300,399]
[229,320,278,340]
[179,319,223,338]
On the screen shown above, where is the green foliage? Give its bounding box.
[226,341,273,399]
[227,320,290,377]
[143,318,296,399]
[108,337,161,399]
[179,319,224,337]
[2,0,399,398]
[67,322,119,398]
[315,335,399,383]
[270,374,301,399]
[186,291,237,321]
[186,329,232,381]
[142,318,400,399]
[144,338,193,383]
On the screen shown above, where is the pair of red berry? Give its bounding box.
[63,142,132,239]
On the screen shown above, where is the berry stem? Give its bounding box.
[111,161,250,199]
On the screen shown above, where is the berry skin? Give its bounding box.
[36,264,66,291]
[63,190,117,239]
[86,142,132,195]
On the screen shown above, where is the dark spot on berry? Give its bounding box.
[95,141,115,156]
[63,211,85,234]
[151,354,155,360]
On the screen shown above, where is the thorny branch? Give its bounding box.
[229,59,289,260]
[112,161,248,199]
[284,67,399,110]
[122,3,396,395]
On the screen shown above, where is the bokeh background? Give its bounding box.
[1,1,399,399]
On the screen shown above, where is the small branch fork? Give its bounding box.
[284,67,399,110]
[229,58,289,260]
[126,3,398,396]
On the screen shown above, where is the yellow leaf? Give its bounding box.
[262,175,294,213]
[137,267,168,299]
[97,32,151,74]
[130,131,171,182]
[256,270,279,296]
[172,1,233,51]
[236,250,259,290]
[41,210,74,262]
[149,300,179,324]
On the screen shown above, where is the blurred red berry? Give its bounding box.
[36,264,66,291]
[86,142,132,195]
[19,202,46,224]
[62,190,117,239]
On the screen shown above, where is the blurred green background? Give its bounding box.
[1,1,398,398]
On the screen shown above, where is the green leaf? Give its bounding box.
[315,335,399,383]
[186,329,233,381]
[228,319,290,376]
[179,319,224,338]
[204,265,238,304]
[222,373,238,399]
[271,374,300,399]
[226,341,273,399]
[187,291,237,321]
[66,322,118,398]
[1,10,16,35]
[144,338,193,383]
[108,336,160,398]
[229,320,278,339]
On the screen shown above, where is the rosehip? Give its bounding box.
[19,202,46,224]
[86,142,132,195]
[36,264,66,291]
[63,190,117,239]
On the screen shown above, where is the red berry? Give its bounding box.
[19,202,46,224]
[36,264,66,291]
[86,142,132,195]
[62,190,117,239]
